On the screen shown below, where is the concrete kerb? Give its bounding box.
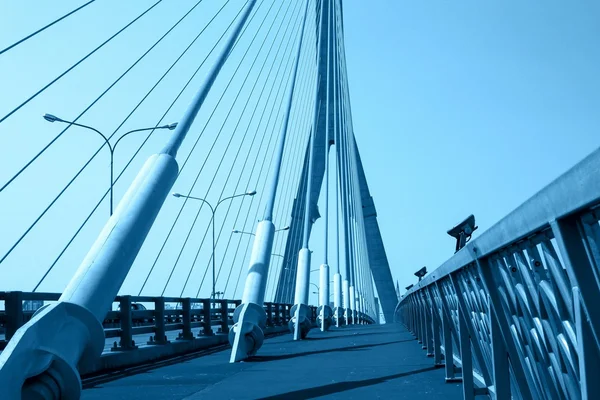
[79,325,289,376]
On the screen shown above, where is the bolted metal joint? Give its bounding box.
[229,303,267,362]
[0,302,105,400]
[317,305,333,331]
[289,304,312,340]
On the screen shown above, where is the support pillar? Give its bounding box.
[343,279,350,325]
[229,0,310,362]
[317,264,332,331]
[349,285,356,325]
[333,273,343,326]
[289,248,312,339]
[228,222,272,362]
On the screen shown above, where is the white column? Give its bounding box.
[333,272,342,326]
[290,248,312,340]
[349,285,356,325]
[318,263,332,331]
[229,220,274,362]
[343,279,350,324]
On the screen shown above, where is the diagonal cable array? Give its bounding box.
[0,0,97,56]
[30,1,237,290]
[136,0,320,298]
[0,0,164,130]
[1,1,293,293]
[1,0,376,311]
[266,0,378,315]
[0,0,232,271]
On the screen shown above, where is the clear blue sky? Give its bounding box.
[1,0,599,310]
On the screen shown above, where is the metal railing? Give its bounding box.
[397,148,600,400]
[0,292,299,351]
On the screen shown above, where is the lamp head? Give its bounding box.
[246,190,257,196]
[414,266,427,280]
[447,214,478,253]
[405,284,414,291]
[172,192,182,198]
[43,113,60,123]
[232,230,241,233]
[167,122,178,130]
[282,226,290,231]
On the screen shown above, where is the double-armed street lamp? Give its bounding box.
[172,190,257,300]
[43,113,178,215]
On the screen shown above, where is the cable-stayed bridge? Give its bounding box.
[0,1,599,399]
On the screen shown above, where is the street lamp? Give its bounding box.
[285,264,318,272]
[232,230,255,236]
[172,190,257,300]
[232,225,289,236]
[414,266,427,282]
[43,113,178,215]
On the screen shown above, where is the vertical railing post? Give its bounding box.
[427,287,443,366]
[116,296,137,351]
[449,273,491,385]
[266,303,273,327]
[151,297,168,344]
[274,303,281,325]
[436,282,459,382]
[417,297,425,344]
[409,298,416,335]
[424,292,434,356]
[551,218,600,352]
[474,249,534,400]
[441,302,457,380]
[201,298,213,336]
[458,303,475,400]
[180,298,193,340]
[4,291,23,341]
[219,300,228,333]
[489,295,510,399]
[574,287,600,399]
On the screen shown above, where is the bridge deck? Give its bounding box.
[82,323,462,399]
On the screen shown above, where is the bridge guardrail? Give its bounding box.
[0,292,298,351]
[396,148,600,399]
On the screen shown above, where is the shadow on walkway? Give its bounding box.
[261,366,439,399]
[309,329,412,341]
[249,339,414,362]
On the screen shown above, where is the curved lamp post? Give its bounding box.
[232,226,289,236]
[43,113,178,215]
[172,190,257,299]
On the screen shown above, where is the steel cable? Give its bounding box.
[2,0,219,269]
[30,1,235,289]
[0,0,97,56]
[137,0,271,294]
[159,0,289,295]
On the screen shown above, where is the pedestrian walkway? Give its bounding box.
[82,323,462,399]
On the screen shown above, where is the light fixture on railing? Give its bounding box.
[447,214,478,253]
[414,267,427,282]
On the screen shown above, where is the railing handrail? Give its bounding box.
[401,146,600,302]
[0,291,292,308]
